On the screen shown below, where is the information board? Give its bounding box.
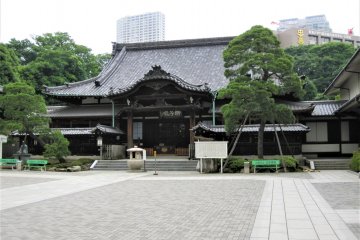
[195,141,228,159]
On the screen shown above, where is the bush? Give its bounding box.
[52,163,71,168]
[70,158,94,166]
[228,157,246,173]
[281,156,298,171]
[43,131,70,163]
[350,150,360,172]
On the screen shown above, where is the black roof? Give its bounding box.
[191,122,310,133]
[44,37,234,98]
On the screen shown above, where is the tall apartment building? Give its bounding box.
[278,15,332,33]
[116,12,165,43]
[277,28,360,48]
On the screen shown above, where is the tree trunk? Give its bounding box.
[257,119,265,159]
[223,113,249,169]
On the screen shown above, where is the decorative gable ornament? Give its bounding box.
[143,65,171,80]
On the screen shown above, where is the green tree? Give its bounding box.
[6,38,37,65]
[219,25,304,159]
[286,42,356,94]
[302,78,318,101]
[0,82,49,138]
[0,43,20,85]
[43,130,70,163]
[6,32,104,92]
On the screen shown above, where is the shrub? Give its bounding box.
[281,156,298,171]
[52,163,71,168]
[70,158,94,166]
[350,150,360,172]
[228,157,246,173]
[43,131,70,163]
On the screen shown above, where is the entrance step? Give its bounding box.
[306,158,351,170]
[91,160,198,171]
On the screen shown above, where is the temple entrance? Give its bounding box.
[142,119,189,155]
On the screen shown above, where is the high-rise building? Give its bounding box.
[116,12,165,43]
[278,15,332,33]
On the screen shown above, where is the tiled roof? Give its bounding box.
[11,128,93,136]
[305,100,347,116]
[47,104,122,118]
[55,128,93,135]
[11,126,123,136]
[94,124,124,135]
[275,100,315,113]
[335,93,360,114]
[44,37,233,97]
[191,122,310,133]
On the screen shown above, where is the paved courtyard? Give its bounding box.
[0,170,359,240]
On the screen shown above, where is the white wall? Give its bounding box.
[341,74,360,100]
[306,122,328,142]
[302,144,339,153]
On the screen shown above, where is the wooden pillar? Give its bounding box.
[189,111,195,145]
[127,111,133,148]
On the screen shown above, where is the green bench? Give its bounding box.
[0,159,18,170]
[252,159,281,173]
[25,160,48,171]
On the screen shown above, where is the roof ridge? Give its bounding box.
[302,100,347,104]
[44,47,127,93]
[115,36,234,51]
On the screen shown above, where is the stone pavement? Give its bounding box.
[0,170,358,240]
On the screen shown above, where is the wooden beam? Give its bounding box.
[127,111,133,148]
[189,111,195,145]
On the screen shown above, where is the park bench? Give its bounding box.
[0,159,18,170]
[252,159,281,173]
[25,160,48,171]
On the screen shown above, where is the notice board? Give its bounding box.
[195,141,228,159]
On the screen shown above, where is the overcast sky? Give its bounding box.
[1,0,359,54]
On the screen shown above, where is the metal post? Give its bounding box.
[211,91,218,126]
[220,158,223,174]
[153,150,158,175]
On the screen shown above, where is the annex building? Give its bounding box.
[41,37,359,159]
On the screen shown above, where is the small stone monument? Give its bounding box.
[126,146,146,171]
[13,141,31,161]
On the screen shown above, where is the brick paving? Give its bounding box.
[313,182,360,239]
[312,182,360,209]
[0,173,264,240]
[0,176,59,189]
[0,170,358,240]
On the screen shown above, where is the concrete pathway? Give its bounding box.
[0,170,358,240]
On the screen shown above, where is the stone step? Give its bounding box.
[92,160,198,171]
[306,159,351,170]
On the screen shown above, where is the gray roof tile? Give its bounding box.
[47,104,122,118]
[45,37,233,97]
[192,122,310,133]
[307,100,347,116]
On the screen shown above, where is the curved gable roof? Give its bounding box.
[44,37,233,98]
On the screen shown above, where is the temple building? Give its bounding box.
[42,37,359,158]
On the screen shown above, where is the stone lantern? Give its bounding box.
[126,146,146,171]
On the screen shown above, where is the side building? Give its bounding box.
[278,15,332,33]
[277,28,360,48]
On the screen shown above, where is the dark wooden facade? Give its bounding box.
[108,66,214,155]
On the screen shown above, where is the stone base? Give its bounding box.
[127,159,144,171]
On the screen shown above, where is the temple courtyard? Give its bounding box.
[0,170,359,240]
